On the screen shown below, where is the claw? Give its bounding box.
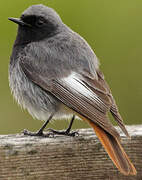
[23,129,47,137]
[47,128,79,137]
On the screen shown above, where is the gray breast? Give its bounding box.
[9,60,60,120]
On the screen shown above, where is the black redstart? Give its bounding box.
[8,4,136,175]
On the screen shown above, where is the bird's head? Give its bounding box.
[9,4,63,44]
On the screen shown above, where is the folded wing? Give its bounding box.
[20,60,136,175]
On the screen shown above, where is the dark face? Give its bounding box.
[9,14,60,45]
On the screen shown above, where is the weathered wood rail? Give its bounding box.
[0,125,141,180]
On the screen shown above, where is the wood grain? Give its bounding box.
[0,125,141,180]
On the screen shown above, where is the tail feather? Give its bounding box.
[88,120,137,175]
[110,106,130,138]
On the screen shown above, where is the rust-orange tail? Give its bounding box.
[88,120,137,175]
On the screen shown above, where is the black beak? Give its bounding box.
[8,17,31,27]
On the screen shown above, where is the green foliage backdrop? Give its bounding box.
[0,0,141,134]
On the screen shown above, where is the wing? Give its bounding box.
[96,70,130,138]
[20,56,137,175]
[20,58,126,140]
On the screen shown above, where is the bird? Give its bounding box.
[8,4,137,175]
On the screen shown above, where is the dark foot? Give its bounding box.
[47,128,79,137]
[23,129,53,137]
[47,115,78,137]
[23,115,77,137]
[22,114,54,137]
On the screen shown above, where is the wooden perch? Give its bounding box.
[0,125,142,180]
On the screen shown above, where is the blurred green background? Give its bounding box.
[0,0,141,134]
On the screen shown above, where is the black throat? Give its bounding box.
[14,23,60,46]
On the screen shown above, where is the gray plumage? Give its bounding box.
[9,4,129,138]
[8,4,137,175]
[9,4,99,121]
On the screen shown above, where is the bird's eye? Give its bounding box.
[36,17,45,27]
[21,14,25,20]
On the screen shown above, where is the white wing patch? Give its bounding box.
[63,72,93,96]
[63,72,107,110]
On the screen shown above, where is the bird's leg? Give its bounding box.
[48,115,78,137]
[23,114,53,137]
